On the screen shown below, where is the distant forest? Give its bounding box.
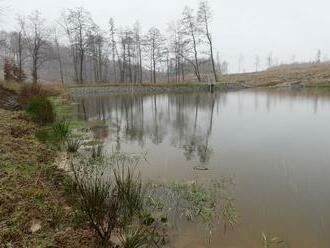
[0,1,230,84]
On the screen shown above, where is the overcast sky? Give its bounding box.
[2,0,330,72]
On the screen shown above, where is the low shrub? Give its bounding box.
[52,121,71,144]
[19,83,46,106]
[26,96,55,125]
[72,160,117,247]
[118,226,150,248]
[114,166,144,226]
[36,122,72,150]
[70,154,149,247]
[65,138,82,153]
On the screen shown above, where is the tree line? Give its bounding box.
[0,1,227,84]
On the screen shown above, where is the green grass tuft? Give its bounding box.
[26,96,55,125]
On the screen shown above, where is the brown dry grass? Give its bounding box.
[2,62,330,92]
[219,63,330,87]
[0,81,65,95]
[66,63,330,89]
[0,81,23,93]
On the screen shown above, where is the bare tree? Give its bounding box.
[87,26,106,83]
[168,21,185,83]
[62,7,95,84]
[118,29,135,83]
[197,1,218,82]
[125,30,134,83]
[144,27,165,84]
[164,47,170,83]
[12,18,26,82]
[0,4,224,84]
[134,21,143,83]
[54,30,64,84]
[266,52,273,68]
[315,49,321,64]
[109,18,117,82]
[216,51,221,73]
[22,11,51,83]
[221,61,228,74]
[238,54,244,73]
[180,6,201,82]
[4,19,27,82]
[255,55,260,72]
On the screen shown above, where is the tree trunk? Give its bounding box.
[204,18,218,82]
[208,34,218,82]
[138,44,142,83]
[55,38,64,85]
[32,53,38,84]
[98,42,103,82]
[191,31,201,82]
[18,32,23,82]
[79,49,84,84]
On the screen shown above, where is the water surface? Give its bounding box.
[74,88,330,247]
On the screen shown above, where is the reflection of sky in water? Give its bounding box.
[74,88,330,247]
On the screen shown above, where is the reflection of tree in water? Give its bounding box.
[74,92,222,164]
[150,95,164,145]
[91,126,109,140]
[122,97,146,146]
[74,88,330,165]
[181,93,215,165]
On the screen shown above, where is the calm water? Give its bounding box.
[74,88,330,247]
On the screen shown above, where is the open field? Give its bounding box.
[64,63,330,90]
[2,62,330,93]
[65,63,330,96]
[219,63,330,87]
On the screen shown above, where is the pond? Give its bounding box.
[73,88,330,247]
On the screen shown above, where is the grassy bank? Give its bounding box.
[0,82,96,247]
[0,109,95,247]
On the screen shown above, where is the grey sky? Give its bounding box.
[3,0,330,72]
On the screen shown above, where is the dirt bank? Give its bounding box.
[0,85,20,110]
[0,109,94,247]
